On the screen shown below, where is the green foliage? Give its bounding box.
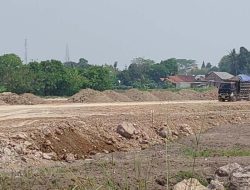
[81,65,116,91]
[8,65,34,94]
[64,58,90,68]
[192,87,214,93]
[0,54,22,91]
[63,68,88,96]
[0,86,6,93]
[118,57,178,89]
[30,60,67,96]
[206,62,212,69]
[177,59,197,74]
[184,147,250,157]
[1,48,248,96]
[218,47,250,75]
[201,61,206,69]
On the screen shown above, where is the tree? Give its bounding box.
[28,60,67,96]
[8,65,34,94]
[218,47,250,75]
[229,49,238,75]
[78,58,89,68]
[117,70,132,86]
[201,61,206,69]
[129,57,155,81]
[0,54,22,90]
[62,68,88,96]
[64,58,89,68]
[81,65,115,91]
[159,58,178,76]
[238,47,250,74]
[218,55,232,73]
[177,59,197,74]
[205,62,212,69]
[113,61,118,70]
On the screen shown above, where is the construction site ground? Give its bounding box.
[1,97,250,189]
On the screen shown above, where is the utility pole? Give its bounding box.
[65,44,70,62]
[25,38,28,64]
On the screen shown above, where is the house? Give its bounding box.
[162,75,207,88]
[195,75,206,81]
[205,72,234,87]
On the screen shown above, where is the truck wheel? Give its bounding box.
[248,95,250,101]
[231,96,236,102]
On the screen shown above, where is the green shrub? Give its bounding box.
[0,86,6,93]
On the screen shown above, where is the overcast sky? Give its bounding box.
[1,0,250,68]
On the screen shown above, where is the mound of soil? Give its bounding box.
[123,89,159,101]
[151,90,183,101]
[177,89,200,100]
[0,92,44,105]
[202,88,218,100]
[69,88,113,103]
[69,88,218,103]
[103,90,132,102]
[0,99,7,105]
[33,120,116,160]
[20,93,45,104]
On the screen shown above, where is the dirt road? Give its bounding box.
[0,100,216,120]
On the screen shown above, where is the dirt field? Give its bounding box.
[1,99,250,189]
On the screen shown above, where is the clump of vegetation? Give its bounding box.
[0,86,6,93]
[184,148,250,158]
[172,170,208,187]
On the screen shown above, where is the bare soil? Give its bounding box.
[69,88,218,103]
[0,92,45,105]
[0,100,250,189]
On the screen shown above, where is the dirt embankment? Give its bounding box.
[0,88,218,105]
[69,88,218,103]
[0,92,44,105]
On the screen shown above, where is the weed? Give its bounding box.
[192,87,215,93]
[173,170,208,187]
[184,148,250,158]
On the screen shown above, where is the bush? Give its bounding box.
[0,86,6,93]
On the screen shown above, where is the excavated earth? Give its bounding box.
[0,92,45,105]
[69,88,218,103]
[0,98,250,189]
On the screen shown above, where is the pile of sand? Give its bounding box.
[20,93,45,104]
[202,89,218,100]
[69,88,218,103]
[102,90,132,102]
[0,92,45,105]
[151,90,182,101]
[177,89,201,100]
[0,99,7,105]
[69,89,113,103]
[123,89,159,102]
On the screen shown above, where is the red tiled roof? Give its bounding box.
[166,75,196,83]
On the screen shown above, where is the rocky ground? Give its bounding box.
[0,98,250,189]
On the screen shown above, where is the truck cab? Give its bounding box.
[218,82,238,101]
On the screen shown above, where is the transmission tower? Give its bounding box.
[65,44,70,62]
[25,38,28,64]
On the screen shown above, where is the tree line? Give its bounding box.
[0,46,249,96]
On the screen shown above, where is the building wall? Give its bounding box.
[176,82,192,88]
[206,72,223,82]
[206,72,223,87]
